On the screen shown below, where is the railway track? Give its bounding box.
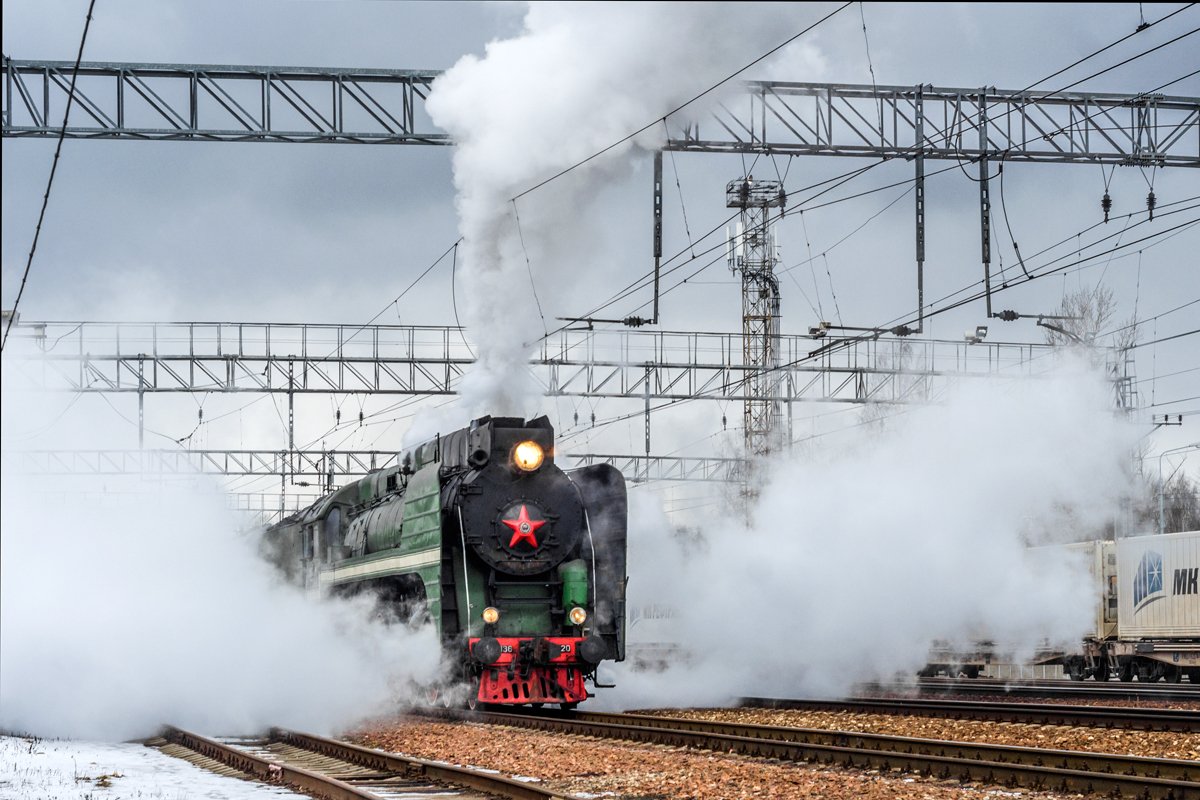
[148,725,564,799]
[904,677,1200,702]
[740,695,1200,730]
[428,707,1200,799]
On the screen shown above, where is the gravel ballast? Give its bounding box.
[352,716,1101,800]
[643,707,1200,761]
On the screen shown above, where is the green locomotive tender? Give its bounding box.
[262,415,628,707]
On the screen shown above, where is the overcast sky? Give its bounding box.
[2,1,1197,512]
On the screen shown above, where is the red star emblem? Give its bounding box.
[501,505,545,549]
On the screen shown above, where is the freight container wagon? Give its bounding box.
[1113,529,1200,682]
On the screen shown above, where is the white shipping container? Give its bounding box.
[1116,530,1200,639]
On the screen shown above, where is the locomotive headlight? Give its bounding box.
[512,440,545,472]
[482,606,500,625]
[568,606,588,626]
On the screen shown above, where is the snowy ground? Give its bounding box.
[0,735,303,800]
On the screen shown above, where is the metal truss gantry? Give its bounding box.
[5,61,1197,166]
[1,448,747,484]
[8,320,1057,406]
[672,82,1200,166]
[6,320,1061,462]
[2,60,444,144]
[1,448,398,484]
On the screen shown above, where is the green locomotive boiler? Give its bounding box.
[261,415,627,708]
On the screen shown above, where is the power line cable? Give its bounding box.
[310,237,462,366]
[1147,395,1200,408]
[665,144,698,259]
[1134,366,1200,384]
[858,1,884,137]
[1103,297,1200,336]
[510,2,853,202]
[1,0,97,353]
[512,201,549,337]
[1126,329,1199,350]
[653,208,1199,412]
[566,160,891,328]
[923,5,1197,171]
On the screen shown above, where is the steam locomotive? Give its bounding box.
[261,415,628,708]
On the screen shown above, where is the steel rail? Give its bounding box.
[161,727,378,800]
[740,696,1200,731]
[910,677,1200,702]
[273,729,566,800]
[435,709,1200,799]
[580,711,1200,782]
[157,725,566,800]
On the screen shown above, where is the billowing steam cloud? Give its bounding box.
[419,2,822,435]
[0,376,442,741]
[609,361,1135,706]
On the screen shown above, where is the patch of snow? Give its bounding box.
[464,764,501,774]
[0,735,303,800]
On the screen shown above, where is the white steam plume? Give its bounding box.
[0,375,442,741]
[609,362,1136,707]
[414,2,825,439]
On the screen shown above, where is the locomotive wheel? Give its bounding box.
[1094,662,1111,682]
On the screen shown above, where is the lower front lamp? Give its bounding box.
[473,636,501,665]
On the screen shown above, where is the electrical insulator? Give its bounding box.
[590,411,595,427]
[1101,192,1111,222]
[1147,191,1156,221]
[198,408,203,421]
[573,411,579,426]
[358,411,364,426]
[722,413,727,430]
[336,409,341,423]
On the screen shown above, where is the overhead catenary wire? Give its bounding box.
[543,14,1200,461]
[512,201,549,338]
[665,141,698,259]
[1,0,97,354]
[1125,329,1200,350]
[91,8,1200,471]
[1147,395,1200,408]
[622,208,1200,417]
[928,8,1198,176]
[1134,366,1200,385]
[1101,297,1200,337]
[562,160,892,331]
[436,1,1198,354]
[509,2,853,202]
[310,236,463,367]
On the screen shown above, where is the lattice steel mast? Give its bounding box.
[726,177,786,458]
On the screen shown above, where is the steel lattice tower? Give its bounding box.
[727,177,786,459]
